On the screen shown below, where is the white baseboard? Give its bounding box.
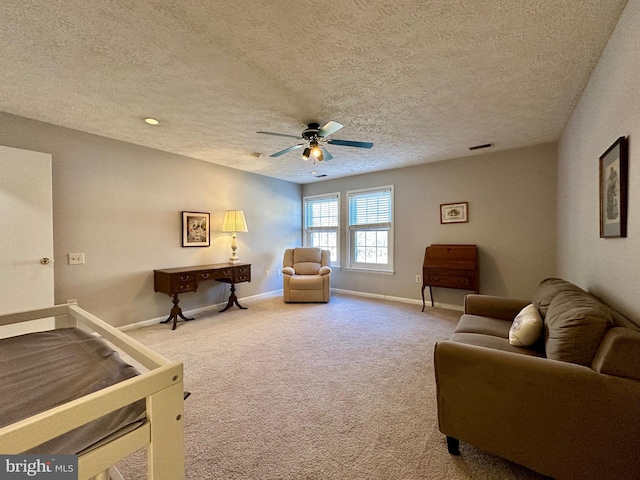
[120,288,461,333]
[331,288,463,312]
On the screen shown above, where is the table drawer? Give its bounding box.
[233,265,251,282]
[427,274,471,288]
[171,273,196,292]
[198,270,216,282]
[235,265,249,275]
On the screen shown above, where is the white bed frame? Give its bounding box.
[0,304,185,480]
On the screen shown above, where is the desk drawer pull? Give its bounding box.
[428,274,470,287]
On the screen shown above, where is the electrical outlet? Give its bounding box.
[265,270,270,278]
[68,253,85,265]
[416,275,422,283]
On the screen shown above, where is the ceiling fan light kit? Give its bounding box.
[257,120,373,162]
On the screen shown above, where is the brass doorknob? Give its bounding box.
[40,257,51,265]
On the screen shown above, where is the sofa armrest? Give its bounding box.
[592,327,640,381]
[319,266,331,275]
[434,340,640,479]
[282,267,295,276]
[464,294,530,321]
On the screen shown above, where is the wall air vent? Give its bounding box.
[469,143,492,151]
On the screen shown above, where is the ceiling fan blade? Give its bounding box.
[317,121,343,138]
[320,146,333,161]
[257,130,302,139]
[327,139,374,149]
[270,144,304,157]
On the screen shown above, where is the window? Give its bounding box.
[303,193,340,264]
[348,186,394,272]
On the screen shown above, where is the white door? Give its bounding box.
[0,145,54,336]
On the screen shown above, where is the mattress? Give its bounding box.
[0,327,146,454]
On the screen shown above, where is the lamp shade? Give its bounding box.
[221,210,248,233]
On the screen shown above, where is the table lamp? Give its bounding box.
[221,210,248,264]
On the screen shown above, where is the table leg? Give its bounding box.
[220,283,248,312]
[160,294,195,330]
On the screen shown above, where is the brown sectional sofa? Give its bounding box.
[434,278,640,480]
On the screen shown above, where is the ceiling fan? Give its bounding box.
[257,121,373,161]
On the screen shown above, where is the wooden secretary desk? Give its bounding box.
[421,244,478,310]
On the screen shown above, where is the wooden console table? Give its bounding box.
[154,263,251,330]
[422,245,478,310]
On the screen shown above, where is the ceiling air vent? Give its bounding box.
[315,174,328,178]
[469,143,492,151]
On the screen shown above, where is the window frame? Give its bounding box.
[346,185,394,273]
[303,192,340,266]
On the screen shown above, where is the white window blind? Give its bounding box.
[305,195,339,229]
[348,188,392,228]
[347,186,394,272]
[303,193,340,264]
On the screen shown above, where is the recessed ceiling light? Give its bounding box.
[144,118,159,125]
[311,171,317,175]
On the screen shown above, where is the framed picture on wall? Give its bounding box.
[182,211,210,247]
[599,137,628,238]
[440,202,469,224]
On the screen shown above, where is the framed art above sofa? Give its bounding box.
[599,136,628,238]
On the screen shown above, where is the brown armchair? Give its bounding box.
[282,247,331,303]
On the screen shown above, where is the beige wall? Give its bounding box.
[303,143,558,307]
[558,0,640,323]
[0,115,558,320]
[0,113,301,327]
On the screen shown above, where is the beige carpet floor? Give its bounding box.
[117,293,549,479]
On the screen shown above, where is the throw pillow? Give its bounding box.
[509,304,543,347]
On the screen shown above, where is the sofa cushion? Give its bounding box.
[449,333,545,357]
[544,290,614,366]
[293,248,322,263]
[293,262,321,275]
[290,275,324,290]
[532,278,586,319]
[509,304,543,347]
[455,315,512,339]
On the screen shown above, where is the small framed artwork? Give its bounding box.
[599,137,628,238]
[182,211,210,247]
[440,202,469,224]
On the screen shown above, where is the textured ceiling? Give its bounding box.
[0,0,628,184]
